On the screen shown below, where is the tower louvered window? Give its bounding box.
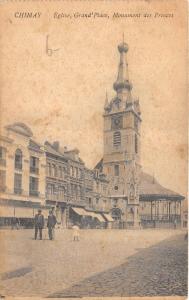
[113,131,121,147]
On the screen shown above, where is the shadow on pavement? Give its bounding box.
[48,234,187,298]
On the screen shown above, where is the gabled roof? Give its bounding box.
[44,141,65,159]
[94,158,103,172]
[29,139,42,152]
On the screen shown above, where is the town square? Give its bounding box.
[0,1,188,297]
[0,229,187,297]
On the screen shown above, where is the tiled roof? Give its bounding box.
[94,159,184,201]
[44,141,64,158]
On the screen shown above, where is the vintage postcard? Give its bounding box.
[0,0,188,299]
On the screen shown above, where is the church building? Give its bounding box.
[95,40,184,228]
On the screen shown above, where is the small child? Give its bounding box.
[72,223,80,241]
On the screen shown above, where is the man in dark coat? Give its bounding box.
[34,209,44,240]
[47,210,57,240]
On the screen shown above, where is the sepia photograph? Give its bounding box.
[0,0,188,299]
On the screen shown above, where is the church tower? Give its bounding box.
[103,40,141,227]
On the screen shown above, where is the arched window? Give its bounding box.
[129,184,135,203]
[135,134,138,154]
[111,207,121,220]
[15,149,22,170]
[113,131,121,147]
[114,165,119,176]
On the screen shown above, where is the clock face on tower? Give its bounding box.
[111,116,123,129]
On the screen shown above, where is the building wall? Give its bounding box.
[0,128,46,205]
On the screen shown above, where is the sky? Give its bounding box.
[0,0,188,198]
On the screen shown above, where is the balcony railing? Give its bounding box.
[14,187,22,195]
[0,159,6,166]
[29,190,39,197]
[46,193,65,202]
[30,166,39,174]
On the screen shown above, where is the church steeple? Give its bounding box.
[113,41,132,94]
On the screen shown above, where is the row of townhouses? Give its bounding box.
[0,40,185,228]
[0,122,113,228]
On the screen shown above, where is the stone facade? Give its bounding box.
[0,123,47,226]
[100,41,141,227]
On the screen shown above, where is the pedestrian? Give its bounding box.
[72,223,80,241]
[47,210,57,240]
[174,219,177,229]
[11,217,19,230]
[34,209,44,240]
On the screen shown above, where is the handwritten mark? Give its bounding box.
[46,35,60,56]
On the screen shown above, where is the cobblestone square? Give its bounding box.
[0,229,187,298]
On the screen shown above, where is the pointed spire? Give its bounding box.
[113,38,132,93]
[105,90,108,105]
[104,90,109,110]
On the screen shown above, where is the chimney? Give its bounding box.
[53,141,60,151]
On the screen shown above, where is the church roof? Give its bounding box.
[94,159,184,201]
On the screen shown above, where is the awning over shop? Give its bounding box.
[92,213,105,222]
[72,207,90,216]
[103,213,114,222]
[72,208,105,222]
[15,207,34,218]
[0,206,15,217]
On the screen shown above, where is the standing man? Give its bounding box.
[47,210,57,240]
[34,209,44,240]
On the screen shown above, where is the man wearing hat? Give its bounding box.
[34,209,44,240]
[47,210,57,240]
